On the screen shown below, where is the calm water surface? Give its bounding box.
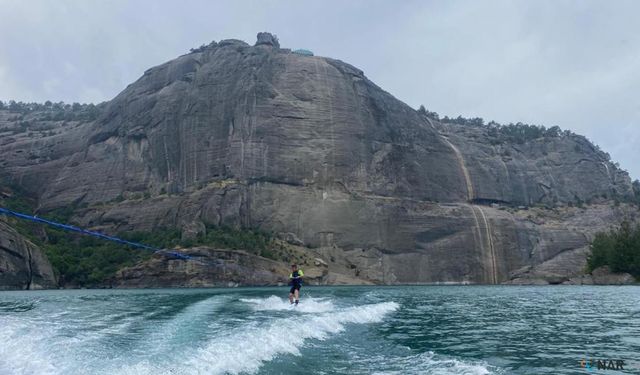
[0,285,638,374]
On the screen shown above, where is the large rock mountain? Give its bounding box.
[1,32,637,285]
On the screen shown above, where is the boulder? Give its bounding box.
[314,257,328,267]
[255,32,280,48]
[591,266,636,285]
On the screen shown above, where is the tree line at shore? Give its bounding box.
[588,221,640,280]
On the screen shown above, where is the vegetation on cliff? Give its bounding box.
[0,100,105,123]
[44,224,288,286]
[419,105,584,144]
[588,221,640,280]
[1,187,285,286]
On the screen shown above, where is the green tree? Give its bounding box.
[588,221,640,279]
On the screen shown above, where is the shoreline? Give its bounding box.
[2,280,637,292]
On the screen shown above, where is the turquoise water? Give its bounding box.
[0,286,639,374]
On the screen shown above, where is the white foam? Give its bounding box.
[183,301,399,375]
[142,295,227,356]
[240,295,335,313]
[0,296,500,375]
[368,351,500,375]
[0,318,64,375]
[0,297,228,375]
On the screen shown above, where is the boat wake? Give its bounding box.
[240,295,335,313]
[0,293,499,375]
[182,301,400,375]
[366,351,500,375]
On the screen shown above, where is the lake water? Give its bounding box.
[0,286,638,374]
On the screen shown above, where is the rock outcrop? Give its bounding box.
[588,266,636,285]
[114,246,350,288]
[0,32,637,286]
[558,266,637,285]
[115,247,289,288]
[0,220,57,289]
[255,32,280,48]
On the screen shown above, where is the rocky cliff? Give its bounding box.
[0,32,637,286]
[0,219,57,289]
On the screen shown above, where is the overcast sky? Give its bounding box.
[1,0,638,179]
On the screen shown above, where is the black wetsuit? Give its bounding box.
[289,270,303,294]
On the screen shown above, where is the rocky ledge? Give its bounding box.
[113,245,370,288]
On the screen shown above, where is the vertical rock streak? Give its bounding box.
[163,135,172,182]
[469,205,498,284]
[468,205,489,283]
[475,205,498,284]
[443,137,474,201]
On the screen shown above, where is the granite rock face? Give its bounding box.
[432,120,633,206]
[0,32,636,286]
[0,220,57,290]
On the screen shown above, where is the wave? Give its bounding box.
[240,295,335,313]
[7,296,498,375]
[0,300,39,313]
[0,317,62,375]
[179,301,399,375]
[0,295,227,375]
[367,351,500,375]
[141,295,229,356]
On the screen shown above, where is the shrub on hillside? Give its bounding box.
[587,221,640,279]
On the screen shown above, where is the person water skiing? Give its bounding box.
[288,264,304,305]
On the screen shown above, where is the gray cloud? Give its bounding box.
[0,0,638,179]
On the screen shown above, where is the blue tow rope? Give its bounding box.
[0,207,192,261]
